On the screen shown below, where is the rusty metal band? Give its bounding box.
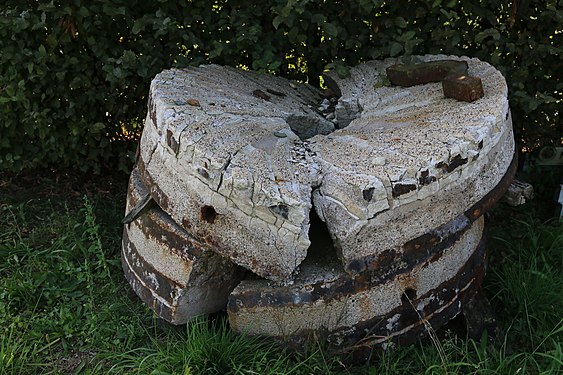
[122,228,183,305]
[136,156,174,222]
[228,227,486,316]
[121,233,177,323]
[261,237,487,351]
[127,167,209,259]
[328,237,487,350]
[121,256,176,323]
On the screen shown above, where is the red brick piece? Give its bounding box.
[386,60,468,87]
[442,75,484,102]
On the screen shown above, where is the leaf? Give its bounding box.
[394,17,407,28]
[90,123,105,134]
[272,15,283,29]
[38,44,47,58]
[311,13,326,25]
[389,42,403,57]
[323,22,338,37]
[400,30,416,42]
[132,20,143,35]
[475,28,500,43]
[121,50,136,66]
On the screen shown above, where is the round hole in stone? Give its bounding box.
[201,205,217,224]
[401,288,417,306]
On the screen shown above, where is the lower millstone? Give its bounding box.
[227,216,484,349]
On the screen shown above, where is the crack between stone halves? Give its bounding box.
[215,148,241,193]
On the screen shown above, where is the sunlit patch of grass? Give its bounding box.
[0,194,150,373]
[487,217,563,346]
[100,317,296,374]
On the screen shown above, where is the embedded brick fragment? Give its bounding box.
[442,75,484,102]
[386,60,468,87]
[122,168,245,324]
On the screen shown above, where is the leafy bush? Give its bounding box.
[1,0,560,172]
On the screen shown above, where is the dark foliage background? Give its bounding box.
[1,0,560,173]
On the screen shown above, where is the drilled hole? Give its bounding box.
[201,205,217,224]
[362,187,375,201]
[401,288,417,306]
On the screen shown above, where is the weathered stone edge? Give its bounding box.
[122,168,246,324]
[346,149,518,275]
[227,151,516,310]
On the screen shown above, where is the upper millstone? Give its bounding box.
[137,56,513,282]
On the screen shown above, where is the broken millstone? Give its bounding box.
[385,60,468,87]
[124,55,516,350]
[136,56,514,282]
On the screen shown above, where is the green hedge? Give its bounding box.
[1,0,560,172]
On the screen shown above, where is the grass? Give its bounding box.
[0,169,561,374]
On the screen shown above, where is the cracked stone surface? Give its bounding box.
[314,55,513,274]
[136,55,514,282]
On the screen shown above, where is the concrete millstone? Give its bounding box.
[123,54,516,344]
[317,55,513,275]
[137,65,328,281]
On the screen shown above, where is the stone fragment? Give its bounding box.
[186,98,201,107]
[442,75,484,102]
[319,55,514,275]
[503,179,534,206]
[122,167,245,324]
[386,60,468,87]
